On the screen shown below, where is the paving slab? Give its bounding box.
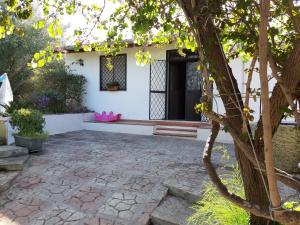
[0,171,19,192]
[81,213,143,225]
[163,166,231,204]
[150,196,193,225]
[163,166,208,203]
[0,145,28,158]
[0,155,29,171]
[0,130,235,225]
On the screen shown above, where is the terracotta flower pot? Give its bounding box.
[107,85,119,91]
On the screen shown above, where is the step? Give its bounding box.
[0,171,19,192]
[153,130,197,138]
[156,120,208,128]
[155,128,197,133]
[155,125,197,133]
[0,155,29,171]
[162,166,232,204]
[163,168,208,204]
[150,196,194,225]
[0,145,28,158]
[153,126,197,139]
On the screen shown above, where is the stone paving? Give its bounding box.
[0,130,233,225]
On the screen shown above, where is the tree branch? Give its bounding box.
[204,121,300,225]
[259,0,282,211]
[287,0,300,34]
[202,107,300,193]
[225,119,300,192]
[203,121,272,220]
[245,50,258,108]
[269,53,300,125]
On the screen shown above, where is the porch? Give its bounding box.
[83,119,233,143]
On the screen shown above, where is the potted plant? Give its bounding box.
[10,108,48,153]
[107,81,120,91]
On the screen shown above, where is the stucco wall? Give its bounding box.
[1,113,94,145]
[65,47,173,120]
[65,46,294,123]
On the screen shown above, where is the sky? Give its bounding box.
[61,0,120,44]
[30,0,120,44]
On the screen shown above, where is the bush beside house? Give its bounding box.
[31,62,88,114]
[3,61,88,115]
[0,22,88,115]
[0,21,90,146]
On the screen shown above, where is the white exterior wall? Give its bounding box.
[213,58,295,123]
[1,113,94,145]
[43,113,94,135]
[65,46,295,124]
[65,47,172,120]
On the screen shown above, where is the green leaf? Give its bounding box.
[56,52,63,60]
[37,59,45,67]
[47,22,55,38]
[34,53,40,60]
[38,20,45,29]
[47,20,62,38]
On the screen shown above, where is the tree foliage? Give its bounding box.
[0,21,49,94]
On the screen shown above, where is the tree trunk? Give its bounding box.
[198,26,271,225]
[176,1,272,224]
[177,1,300,224]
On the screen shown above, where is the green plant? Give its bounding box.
[10,108,47,138]
[33,61,87,113]
[0,22,50,95]
[36,90,66,113]
[1,97,35,116]
[188,166,249,225]
[283,201,300,212]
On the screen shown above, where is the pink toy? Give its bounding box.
[94,111,122,122]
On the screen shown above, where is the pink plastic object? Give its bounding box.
[94,111,122,122]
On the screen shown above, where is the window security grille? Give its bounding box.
[100,54,127,91]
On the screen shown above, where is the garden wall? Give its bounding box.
[0,113,94,145]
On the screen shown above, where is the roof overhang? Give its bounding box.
[56,39,154,54]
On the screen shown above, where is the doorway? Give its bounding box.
[168,61,186,120]
[167,50,202,121]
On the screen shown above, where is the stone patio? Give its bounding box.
[0,130,235,225]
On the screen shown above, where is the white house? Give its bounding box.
[63,43,292,143]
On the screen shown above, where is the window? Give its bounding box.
[100,54,127,91]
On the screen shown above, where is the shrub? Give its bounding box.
[33,61,87,113]
[1,97,35,116]
[188,166,250,225]
[35,90,66,113]
[10,108,47,138]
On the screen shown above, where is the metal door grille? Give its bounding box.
[149,60,167,120]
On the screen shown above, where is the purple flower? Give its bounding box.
[36,96,50,109]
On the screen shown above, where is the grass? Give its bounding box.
[188,166,249,225]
